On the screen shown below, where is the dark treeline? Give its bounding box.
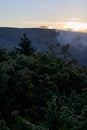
[0,34,87,130]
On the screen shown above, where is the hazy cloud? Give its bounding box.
[40,5,48,8]
[68,18,80,21]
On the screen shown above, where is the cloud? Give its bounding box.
[39,4,60,9]
[20,20,67,29]
[40,5,48,8]
[68,18,80,21]
[5,18,87,32]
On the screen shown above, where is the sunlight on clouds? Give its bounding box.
[20,20,65,29]
[63,22,87,32]
[1,19,87,33]
[20,20,87,32]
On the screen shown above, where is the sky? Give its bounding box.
[0,0,87,29]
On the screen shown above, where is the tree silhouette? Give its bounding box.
[17,33,35,56]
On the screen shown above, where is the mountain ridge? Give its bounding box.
[0,27,87,66]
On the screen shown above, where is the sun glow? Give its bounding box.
[63,22,87,32]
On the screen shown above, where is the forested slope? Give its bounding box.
[0,34,87,130]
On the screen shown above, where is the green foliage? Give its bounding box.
[61,44,71,59]
[0,49,9,62]
[16,33,35,56]
[0,35,87,130]
[0,120,10,130]
[12,111,47,130]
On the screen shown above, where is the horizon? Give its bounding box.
[0,27,87,35]
[0,0,87,32]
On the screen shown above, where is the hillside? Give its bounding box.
[0,27,57,51]
[0,27,87,66]
[0,36,87,130]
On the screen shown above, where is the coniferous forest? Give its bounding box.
[0,34,87,130]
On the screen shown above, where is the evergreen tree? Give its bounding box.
[16,33,35,56]
[0,49,9,62]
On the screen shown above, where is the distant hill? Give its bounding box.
[0,27,87,66]
[0,27,57,51]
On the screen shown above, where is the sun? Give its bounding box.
[63,22,87,32]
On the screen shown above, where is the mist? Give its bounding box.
[0,27,87,66]
[56,30,87,65]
